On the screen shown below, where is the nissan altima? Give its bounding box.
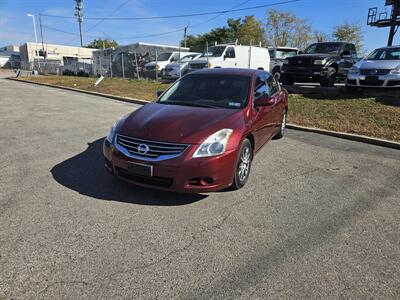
[103,68,288,193]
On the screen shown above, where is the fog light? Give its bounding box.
[202,177,214,185]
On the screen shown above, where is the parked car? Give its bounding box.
[268,47,299,81]
[346,46,400,90]
[103,68,288,193]
[186,44,270,73]
[144,51,196,77]
[161,53,201,81]
[281,42,358,87]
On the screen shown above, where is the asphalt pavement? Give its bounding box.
[0,78,399,299]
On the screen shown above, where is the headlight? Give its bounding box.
[106,114,129,143]
[208,62,213,68]
[106,122,117,143]
[193,129,233,158]
[390,65,400,74]
[314,58,327,65]
[283,59,289,65]
[156,64,160,70]
[348,66,359,74]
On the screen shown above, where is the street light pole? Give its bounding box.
[27,13,38,70]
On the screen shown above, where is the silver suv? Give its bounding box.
[346,46,400,89]
[268,47,299,81]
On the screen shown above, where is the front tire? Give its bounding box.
[320,67,337,87]
[231,139,253,190]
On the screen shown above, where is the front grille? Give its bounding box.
[387,80,400,86]
[359,79,384,86]
[360,69,390,76]
[189,63,207,69]
[116,134,189,160]
[288,57,312,66]
[116,167,173,188]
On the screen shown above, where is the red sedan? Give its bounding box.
[103,68,288,193]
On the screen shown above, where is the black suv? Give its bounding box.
[281,42,358,87]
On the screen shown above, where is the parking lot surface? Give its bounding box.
[1,78,399,299]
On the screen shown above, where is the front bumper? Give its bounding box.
[103,139,237,193]
[281,65,327,81]
[161,69,180,80]
[346,72,400,88]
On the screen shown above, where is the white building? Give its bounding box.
[0,45,20,68]
[19,42,97,74]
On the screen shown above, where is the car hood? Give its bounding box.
[145,62,156,67]
[119,102,242,144]
[289,53,337,60]
[355,59,399,70]
[165,62,184,69]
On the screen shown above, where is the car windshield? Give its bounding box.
[157,74,251,109]
[177,54,197,63]
[275,49,298,58]
[157,52,172,61]
[304,43,342,54]
[366,48,400,60]
[200,46,226,58]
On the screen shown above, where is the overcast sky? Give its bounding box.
[0,0,392,53]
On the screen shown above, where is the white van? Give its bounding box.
[186,44,270,73]
[144,51,197,75]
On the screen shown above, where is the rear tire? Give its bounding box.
[231,139,253,190]
[273,109,287,140]
[320,67,337,87]
[272,67,281,81]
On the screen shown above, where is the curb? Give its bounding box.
[286,124,400,150]
[7,77,400,151]
[6,77,150,106]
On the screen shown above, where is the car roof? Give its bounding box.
[188,68,260,77]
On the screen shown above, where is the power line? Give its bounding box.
[40,0,301,21]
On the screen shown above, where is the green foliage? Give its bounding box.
[182,16,266,51]
[332,23,363,52]
[265,9,312,50]
[86,38,118,49]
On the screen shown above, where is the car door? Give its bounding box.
[251,73,278,152]
[223,47,236,67]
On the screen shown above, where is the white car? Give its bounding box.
[144,51,197,76]
[162,53,201,80]
[186,44,270,72]
[347,46,400,90]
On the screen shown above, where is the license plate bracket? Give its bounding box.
[127,162,153,177]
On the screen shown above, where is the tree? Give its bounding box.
[314,31,330,43]
[237,16,266,46]
[182,16,266,50]
[332,22,363,52]
[265,9,312,50]
[86,38,118,49]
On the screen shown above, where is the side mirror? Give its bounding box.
[223,54,227,60]
[156,90,164,97]
[254,94,274,107]
[298,51,303,55]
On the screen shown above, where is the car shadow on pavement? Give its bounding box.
[50,138,207,205]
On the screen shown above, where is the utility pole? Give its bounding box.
[75,0,84,47]
[183,25,189,48]
[39,14,47,73]
[388,0,400,46]
[27,14,38,70]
